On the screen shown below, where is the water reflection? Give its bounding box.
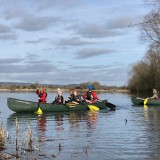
[37,115,46,137]
[5,106,160,160]
[54,113,64,132]
[68,112,80,129]
[87,111,98,130]
[6,111,101,159]
[0,127,5,150]
[131,104,160,159]
[3,92,160,159]
[143,105,160,159]
[7,111,99,134]
[7,113,38,128]
[7,111,99,137]
[143,105,149,119]
[142,105,160,121]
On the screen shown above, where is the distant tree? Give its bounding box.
[22,86,27,89]
[128,48,160,92]
[92,81,101,90]
[10,85,16,90]
[79,81,101,90]
[128,60,150,92]
[48,85,54,89]
[30,81,39,89]
[79,82,90,89]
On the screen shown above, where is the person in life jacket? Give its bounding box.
[69,89,81,103]
[67,90,74,102]
[52,88,64,104]
[36,86,47,103]
[83,85,99,103]
[150,88,159,99]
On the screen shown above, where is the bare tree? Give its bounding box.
[128,0,160,93]
[128,48,160,93]
[140,0,160,48]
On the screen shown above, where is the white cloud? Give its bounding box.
[0,0,148,86]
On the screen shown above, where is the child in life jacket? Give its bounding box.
[52,88,64,104]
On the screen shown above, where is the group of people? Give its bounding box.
[36,85,99,104]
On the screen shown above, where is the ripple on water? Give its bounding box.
[1,92,160,159]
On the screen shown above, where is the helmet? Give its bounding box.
[88,85,92,90]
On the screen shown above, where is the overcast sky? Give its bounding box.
[0,0,150,86]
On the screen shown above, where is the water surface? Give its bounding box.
[0,92,160,159]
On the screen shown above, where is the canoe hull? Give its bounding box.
[7,98,39,113]
[7,98,95,113]
[146,99,160,105]
[131,96,144,105]
[91,100,108,109]
[8,98,107,113]
[40,103,88,112]
[131,96,160,105]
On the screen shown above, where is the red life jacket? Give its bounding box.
[83,91,98,103]
[36,90,47,103]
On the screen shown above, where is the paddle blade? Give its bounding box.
[105,102,116,111]
[144,105,148,109]
[88,105,99,111]
[37,107,43,114]
[66,102,77,106]
[144,98,149,105]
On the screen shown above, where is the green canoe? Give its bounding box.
[90,100,116,110]
[40,102,88,112]
[93,100,108,109]
[7,98,109,113]
[7,98,39,113]
[131,96,160,105]
[131,96,144,105]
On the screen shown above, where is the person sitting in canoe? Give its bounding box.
[67,90,74,102]
[36,87,47,103]
[150,88,159,99]
[69,89,81,104]
[83,85,99,103]
[52,88,64,104]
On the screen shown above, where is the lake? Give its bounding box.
[0,91,160,160]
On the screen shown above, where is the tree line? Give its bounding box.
[128,0,160,93]
[0,81,128,91]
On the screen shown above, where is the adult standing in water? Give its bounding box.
[36,86,47,103]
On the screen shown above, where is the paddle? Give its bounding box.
[105,102,116,111]
[88,105,99,111]
[36,103,43,115]
[143,98,149,105]
[144,105,148,109]
[82,99,100,111]
[67,101,99,111]
[67,101,79,105]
